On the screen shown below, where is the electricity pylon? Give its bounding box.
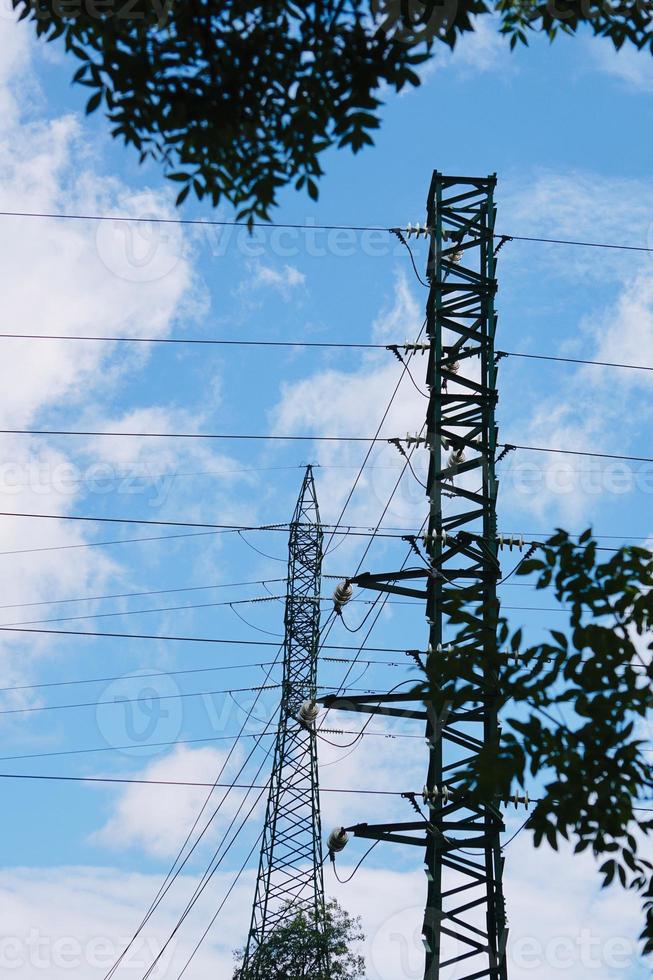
[321,173,509,979]
[241,465,327,977]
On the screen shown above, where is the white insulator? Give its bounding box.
[328,827,349,853]
[452,249,464,264]
[297,700,319,729]
[403,340,430,352]
[449,361,460,374]
[333,580,353,610]
[448,447,465,468]
[405,222,431,238]
[423,784,450,806]
[423,529,447,547]
[524,791,530,809]
[405,431,427,446]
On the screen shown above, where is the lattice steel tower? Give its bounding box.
[241,465,327,976]
[321,173,508,979]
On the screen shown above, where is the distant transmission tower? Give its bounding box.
[241,465,327,976]
[321,173,510,979]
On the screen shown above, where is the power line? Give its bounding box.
[0,591,578,631]
[138,755,277,980]
[3,208,653,254]
[0,652,404,696]
[0,681,381,717]
[0,577,288,612]
[0,770,411,795]
[321,323,427,564]
[504,443,653,464]
[1,332,650,374]
[0,625,411,651]
[498,350,653,373]
[2,428,653,463]
[0,209,390,233]
[0,332,383,350]
[0,661,279,693]
[174,828,265,980]
[102,652,284,980]
[0,428,386,442]
[0,682,284,716]
[6,769,647,810]
[0,510,412,539]
[0,727,422,764]
[0,528,224,557]
[0,522,638,563]
[0,594,290,629]
[504,233,653,254]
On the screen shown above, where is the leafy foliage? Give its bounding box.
[233,898,365,979]
[13,1,653,219]
[419,530,653,954]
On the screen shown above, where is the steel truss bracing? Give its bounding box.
[241,465,327,977]
[320,173,508,979]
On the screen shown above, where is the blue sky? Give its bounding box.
[0,10,651,979]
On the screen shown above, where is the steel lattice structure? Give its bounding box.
[320,173,508,979]
[241,465,327,977]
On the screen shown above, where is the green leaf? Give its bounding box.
[516,559,543,576]
[85,90,102,115]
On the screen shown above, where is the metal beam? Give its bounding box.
[323,173,509,980]
[241,466,327,977]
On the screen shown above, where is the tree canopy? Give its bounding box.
[12,0,653,219]
[421,530,653,954]
[233,898,365,979]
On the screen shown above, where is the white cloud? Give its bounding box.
[0,828,647,978]
[93,745,250,858]
[501,831,647,978]
[0,16,216,697]
[0,864,236,977]
[3,843,644,979]
[501,171,653,293]
[498,171,653,524]
[589,37,653,93]
[419,15,514,84]
[450,15,513,75]
[582,270,653,380]
[245,260,306,300]
[271,274,426,536]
